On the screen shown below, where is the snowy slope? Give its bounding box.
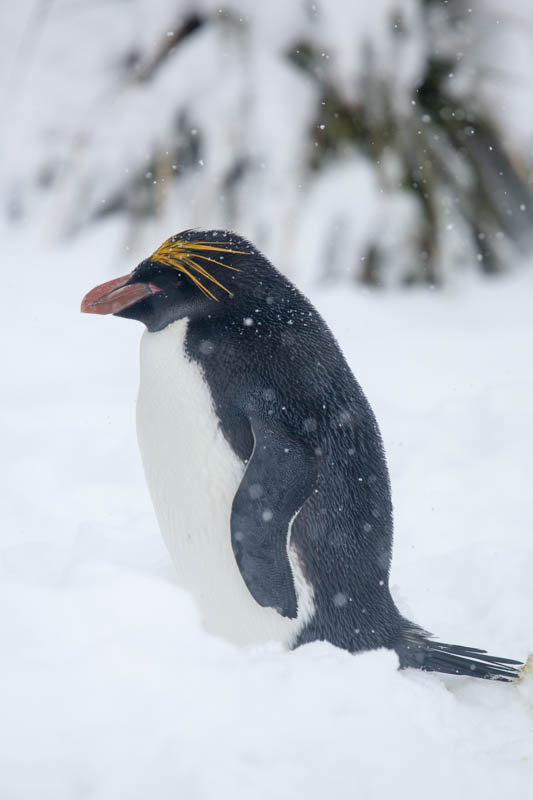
[1,222,532,799]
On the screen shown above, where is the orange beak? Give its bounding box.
[81,273,158,315]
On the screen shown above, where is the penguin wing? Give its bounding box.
[230,414,316,618]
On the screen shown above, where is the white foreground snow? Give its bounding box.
[1,222,532,798]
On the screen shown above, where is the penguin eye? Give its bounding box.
[153,272,183,290]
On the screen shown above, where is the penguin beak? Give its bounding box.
[81,273,158,315]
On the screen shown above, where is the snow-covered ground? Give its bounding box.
[1,221,532,798]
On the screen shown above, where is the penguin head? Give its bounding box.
[81,229,271,332]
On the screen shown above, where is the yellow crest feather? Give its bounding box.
[149,236,247,301]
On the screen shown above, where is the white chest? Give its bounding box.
[136,319,312,645]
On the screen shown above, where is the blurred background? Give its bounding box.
[2,0,533,286]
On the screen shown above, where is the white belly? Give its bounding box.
[136,319,312,646]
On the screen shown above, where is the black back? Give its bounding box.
[175,230,403,651]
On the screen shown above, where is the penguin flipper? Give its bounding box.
[231,415,316,618]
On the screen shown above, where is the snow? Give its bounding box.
[1,220,532,798]
[2,0,533,791]
[467,0,533,154]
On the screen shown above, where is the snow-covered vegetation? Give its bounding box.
[2,0,533,284]
[1,1,533,797]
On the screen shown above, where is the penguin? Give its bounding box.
[81,229,521,680]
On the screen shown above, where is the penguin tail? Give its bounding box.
[395,626,523,682]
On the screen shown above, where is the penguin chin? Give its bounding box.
[116,291,220,332]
